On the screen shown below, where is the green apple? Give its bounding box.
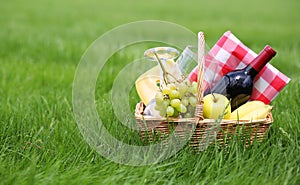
[203,93,231,119]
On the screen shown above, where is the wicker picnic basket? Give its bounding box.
[134,32,273,150]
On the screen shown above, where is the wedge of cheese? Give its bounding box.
[135,66,160,105]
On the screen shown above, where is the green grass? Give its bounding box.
[1,0,300,184]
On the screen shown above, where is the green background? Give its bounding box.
[1,0,299,184]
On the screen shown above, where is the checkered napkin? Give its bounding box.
[188,31,290,104]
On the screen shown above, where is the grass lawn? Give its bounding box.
[1,0,300,184]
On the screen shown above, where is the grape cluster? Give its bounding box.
[154,79,198,118]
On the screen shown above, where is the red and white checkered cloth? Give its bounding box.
[188,31,290,104]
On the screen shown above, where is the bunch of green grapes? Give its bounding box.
[155,79,198,118]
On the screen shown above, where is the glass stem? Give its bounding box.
[154,52,181,85]
[154,52,169,85]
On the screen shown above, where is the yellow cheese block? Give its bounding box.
[135,66,160,105]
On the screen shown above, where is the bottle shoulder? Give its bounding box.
[226,67,257,79]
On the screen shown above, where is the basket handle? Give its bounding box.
[195,32,205,123]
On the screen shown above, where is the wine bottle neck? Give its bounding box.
[244,66,259,78]
[249,45,276,72]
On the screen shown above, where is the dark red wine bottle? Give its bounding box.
[204,45,276,110]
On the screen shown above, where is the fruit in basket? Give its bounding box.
[230,100,272,120]
[154,80,198,118]
[169,89,180,99]
[166,106,175,117]
[230,100,265,119]
[170,99,181,108]
[178,104,187,113]
[150,51,198,118]
[155,92,164,104]
[188,96,197,107]
[203,93,231,119]
[241,105,272,120]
